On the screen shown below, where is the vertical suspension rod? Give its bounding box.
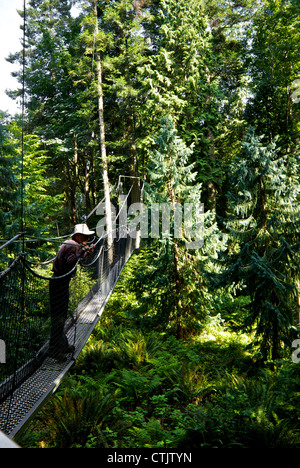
[21,0,26,253]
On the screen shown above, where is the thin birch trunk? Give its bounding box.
[93,1,114,263]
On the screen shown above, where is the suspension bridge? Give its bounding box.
[0,180,142,443]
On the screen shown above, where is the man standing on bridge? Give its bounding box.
[48,224,95,361]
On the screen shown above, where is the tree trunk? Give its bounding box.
[93,1,114,263]
[168,149,183,338]
[297,281,300,327]
[84,152,91,215]
[207,128,217,211]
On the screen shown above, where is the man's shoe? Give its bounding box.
[48,345,74,362]
[61,344,75,354]
[48,350,69,362]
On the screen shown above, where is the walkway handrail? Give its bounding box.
[0,233,26,252]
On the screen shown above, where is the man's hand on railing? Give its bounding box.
[81,243,95,257]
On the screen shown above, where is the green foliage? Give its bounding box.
[132,117,226,337]
[3,0,300,451]
[34,386,117,448]
[10,123,64,237]
[245,0,300,150]
[213,129,300,360]
[138,0,226,200]
[17,310,300,449]
[0,113,20,238]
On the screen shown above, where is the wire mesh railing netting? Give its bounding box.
[0,255,49,399]
[0,230,137,405]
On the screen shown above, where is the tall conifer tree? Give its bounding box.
[245,0,300,151]
[139,0,224,209]
[134,117,226,336]
[215,129,300,360]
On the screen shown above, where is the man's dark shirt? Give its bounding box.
[52,240,85,277]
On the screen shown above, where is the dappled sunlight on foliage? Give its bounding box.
[2,0,299,450]
[17,257,300,449]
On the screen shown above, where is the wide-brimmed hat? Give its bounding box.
[72,224,95,238]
